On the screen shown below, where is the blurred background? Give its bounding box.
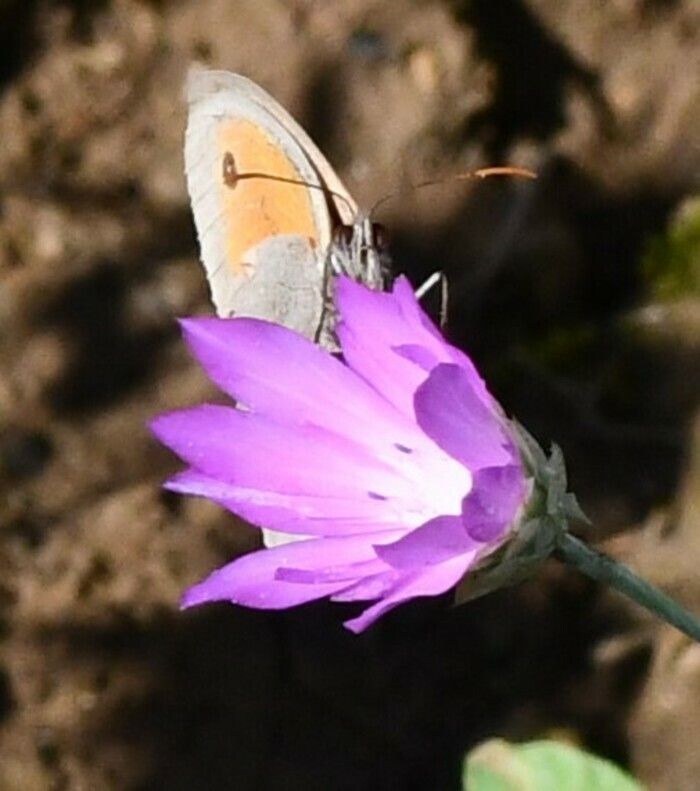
[0,0,698,788]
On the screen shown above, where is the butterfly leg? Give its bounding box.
[315,249,342,348]
[415,270,449,328]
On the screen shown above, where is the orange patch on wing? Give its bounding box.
[216,119,320,275]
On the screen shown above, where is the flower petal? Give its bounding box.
[275,557,387,584]
[151,405,412,499]
[343,554,475,633]
[330,571,402,602]
[166,469,407,536]
[335,276,489,416]
[374,515,480,569]
[181,530,403,610]
[414,363,514,469]
[461,465,527,543]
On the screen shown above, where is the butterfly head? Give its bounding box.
[329,213,392,290]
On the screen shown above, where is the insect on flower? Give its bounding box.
[151,275,532,632]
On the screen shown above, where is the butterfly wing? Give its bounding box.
[185,69,354,336]
[204,71,358,225]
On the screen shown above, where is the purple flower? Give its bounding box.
[151,276,529,632]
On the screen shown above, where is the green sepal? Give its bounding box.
[455,421,588,604]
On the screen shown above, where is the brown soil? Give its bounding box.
[0,1,698,789]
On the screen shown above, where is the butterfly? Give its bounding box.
[184,69,391,346]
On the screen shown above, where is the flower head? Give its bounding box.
[151,276,529,632]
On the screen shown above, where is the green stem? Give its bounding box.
[554,532,700,643]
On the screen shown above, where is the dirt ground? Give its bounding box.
[0,0,699,789]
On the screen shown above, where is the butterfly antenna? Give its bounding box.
[370,165,537,216]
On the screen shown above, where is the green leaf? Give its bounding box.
[462,739,644,791]
[642,195,700,301]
